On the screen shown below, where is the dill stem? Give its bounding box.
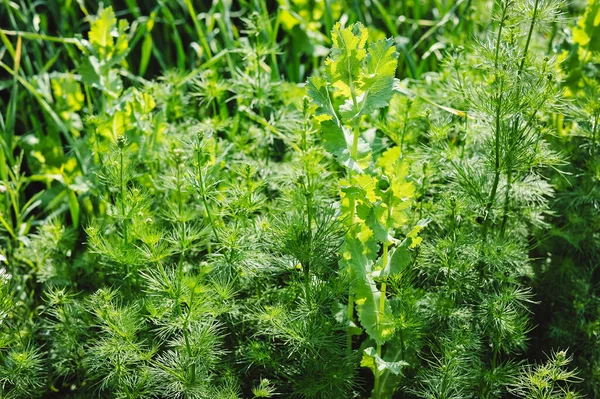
[305,201,312,307]
[419,163,427,220]
[196,150,219,242]
[175,161,195,381]
[346,294,354,356]
[482,0,508,243]
[519,0,540,75]
[119,148,127,244]
[500,168,512,237]
[500,0,540,238]
[303,120,313,308]
[493,2,508,69]
[592,112,599,158]
[183,282,197,382]
[119,146,131,292]
[176,162,185,298]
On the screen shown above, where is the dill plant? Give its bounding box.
[241,98,354,398]
[401,0,579,398]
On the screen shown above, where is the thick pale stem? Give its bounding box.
[346,124,361,356]
[374,199,392,396]
[373,279,387,396]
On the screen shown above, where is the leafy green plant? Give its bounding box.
[307,22,427,398]
[0,1,595,398]
[511,350,581,399]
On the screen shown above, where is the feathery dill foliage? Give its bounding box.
[402,0,580,398]
[0,0,594,398]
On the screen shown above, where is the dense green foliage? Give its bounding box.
[0,0,597,397]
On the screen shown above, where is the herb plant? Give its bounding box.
[0,0,594,398]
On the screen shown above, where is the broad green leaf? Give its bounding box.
[354,273,393,345]
[321,120,371,173]
[377,146,402,174]
[327,22,368,99]
[342,236,373,279]
[357,38,398,117]
[373,238,412,279]
[80,56,123,98]
[87,7,129,65]
[51,75,84,133]
[89,7,116,58]
[573,0,600,56]
[364,207,388,243]
[343,237,393,344]
[79,56,101,88]
[307,76,337,120]
[365,342,410,398]
[112,20,130,65]
[361,346,408,375]
[354,174,378,203]
[407,218,430,248]
[51,76,84,113]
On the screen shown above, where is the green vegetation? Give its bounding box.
[0,0,597,397]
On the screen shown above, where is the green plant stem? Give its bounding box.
[176,162,185,293]
[481,0,508,242]
[302,115,313,308]
[592,111,599,158]
[373,245,389,397]
[374,196,393,397]
[419,163,427,220]
[346,124,361,356]
[518,0,540,74]
[175,161,195,381]
[400,102,410,152]
[120,148,127,244]
[346,294,354,356]
[346,124,361,357]
[196,151,219,242]
[257,0,281,80]
[323,0,334,33]
[0,28,82,45]
[500,168,512,237]
[493,2,509,69]
[499,0,540,238]
[119,145,131,292]
[304,181,313,307]
[183,281,198,382]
